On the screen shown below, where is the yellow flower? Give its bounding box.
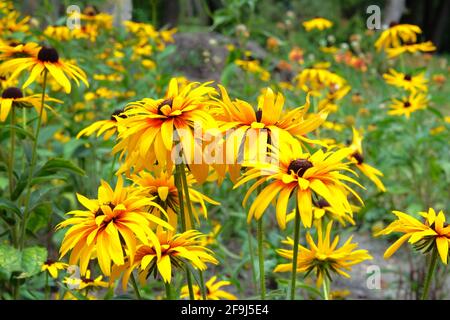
[376,208,450,264]
[288,47,304,64]
[0,46,88,94]
[234,139,364,229]
[41,260,68,278]
[302,18,333,31]
[63,269,108,290]
[113,78,217,171]
[120,228,217,287]
[235,59,270,81]
[295,68,346,95]
[57,176,173,276]
[181,276,237,300]
[77,109,126,140]
[348,127,386,192]
[0,86,61,122]
[385,41,436,58]
[383,69,428,92]
[131,169,219,229]
[274,221,372,285]
[0,42,40,60]
[375,24,422,51]
[388,92,428,118]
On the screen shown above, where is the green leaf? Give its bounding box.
[16,246,47,279]
[1,124,35,141]
[35,158,85,177]
[0,198,22,217]
[0,244,21,280]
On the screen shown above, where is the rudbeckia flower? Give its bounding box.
[131,169,219,229]
[375,23,422,51]
[113,78,217,172]
[302,17,333,31]
[57,176,173,276]
[376,208,450,264]
[63,269,108,290]
[41,260,68,279]
[181,276,238,300]
[77,108,126,140]
[0,86,61,122]
[120,228,218,287]
[234,140,364,229]
[348,127,386,192]
[295,68,346,96]
[388,92,428,118]
[383,69,428,92]
[0,42,40,60]
[274,221,372,285]
[385,41,436,58]
[0,45,88,94]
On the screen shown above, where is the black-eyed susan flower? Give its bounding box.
[131,169,219,229]
[383,69,428,92]
[63,269,108,290]
[348,127,386,192]
[234,140,364,229]
[113,78,217,171]
[235,59,270,81]
[375,23,422,50]
[181,276,237,300]
[214,86,327,167]
[302,17,333,32]
[41,260,68,279]
[295,67,346,96]
[120,228,218,287]
[0,42,40,60]
[376,208,450,264]
[388,92,428,118]
[0,45,88,94]
[77,108,126,140]
[274,221,372,285]
[0,86,61,122]
[57,176,173,276]
[385,41,436,58]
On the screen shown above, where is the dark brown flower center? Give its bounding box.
[37,46,59,63]
[157,98,173,115]
[287,159,313,177]
[255,109,263,122]
[110,109,126,121]
[352,152,364,164]
[403,101,411,108]
[44,259,55,266]
[404,74,412,81]
[81,277,94,283]
[389,21,399,28]
[2,87,23,99]
[316,198,330,208]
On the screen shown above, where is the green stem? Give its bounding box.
[179,163,196,229]
[19,70,48,251]
[257,218,265,299]
[322,277,330,300]
[421,247,438,300]
[164,281,172,300]
[289,205,301,300]
[150,0,157,27]
[130,273,142,300]
[108,153,118,182]
[45,272,50,300]
[8,108,16,198]
[198,270,207,300]
[247,224,258,294]
[174,163,195,300]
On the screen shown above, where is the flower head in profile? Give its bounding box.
[385,41,436,58]
[113,78,217,171]
[348,127,385,192]
[388,92,427,118]
[77,108,126,140]
[0,86,61,122]
[181,276,237,300]
[41,260,68,279]
[375,23,422,51]
[131,168,219,228]
[376,208,450,264]
[295,68,346,96]
[383,69,428,92]
[234,140,364,229]
[0,42,40,60]
[57,176,173,276]
[63,269,108,290]
[119,228,217,287]
[274,221,372,285]
[303,18,333,32]
[0,45,88,94]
